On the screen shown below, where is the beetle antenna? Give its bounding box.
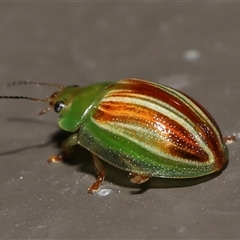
[0,95,52,115]
[1,81,66,115]
[6,81,65,90]
[0,95,49,102]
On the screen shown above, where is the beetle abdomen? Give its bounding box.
[81,78,227,178]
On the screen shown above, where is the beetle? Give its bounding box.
[0,78,235,193]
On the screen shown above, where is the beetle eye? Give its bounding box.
[54,101,65,113]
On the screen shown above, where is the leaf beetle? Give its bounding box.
[0,78,236,193]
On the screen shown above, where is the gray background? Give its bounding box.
[0,2,240,239]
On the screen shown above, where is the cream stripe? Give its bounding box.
[96,95,215,165]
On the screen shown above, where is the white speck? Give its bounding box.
[178,226,186,233]
[19,176,23,180]
[97,189,113,196]
[183,50,201,61]
[15,221,27,227]
[38,225,45,229]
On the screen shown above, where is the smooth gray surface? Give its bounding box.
[0,3,240,239]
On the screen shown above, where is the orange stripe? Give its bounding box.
[94,101,209,162]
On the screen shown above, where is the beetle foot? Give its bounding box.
[47,153,65,164]
[223,134,237,144]
[88,154,106,193]
[129,173,150,184]
[88,170,106,194]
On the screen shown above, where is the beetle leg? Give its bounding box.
[129,172,150,184]
[88,154,106,193]
[48,133,78,163]
[223,134,237,144]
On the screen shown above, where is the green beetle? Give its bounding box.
[0,78,235,193]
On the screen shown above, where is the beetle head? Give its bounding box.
[1,81,108,132]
